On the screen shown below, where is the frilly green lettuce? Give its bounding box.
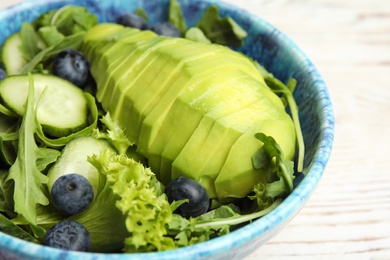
[88,150,176,252]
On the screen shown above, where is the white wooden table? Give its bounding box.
[1,0,390,259]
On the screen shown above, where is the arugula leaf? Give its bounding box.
[0,114,19,166]
[5,74,50,225]
[13,6,98,74]
[256,64,305,172]
[19,32,85,74]
[194,198,281,228]
[19,23,41,61]
[0,213,40,243]
[0,138,17,167]
[196,5,247,47]
[0,170,15,215]
[252,133,294,198]
[38,26,65,47]
[167,199,281,246]
[50,6,98,36]
[168,0,188,36]
[32,10,57,29]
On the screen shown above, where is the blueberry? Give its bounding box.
[44,220,91,251]
[151,22,180,37]
[165,176,210,218]
[52,49,90,88]
[117,13,148,30]
[0,68,6,80]
[51,173,94,215]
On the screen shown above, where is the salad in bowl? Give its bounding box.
[0,0,334,259]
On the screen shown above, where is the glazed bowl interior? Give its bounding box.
[0,0,334,259]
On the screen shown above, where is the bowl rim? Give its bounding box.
[0,0,334,259]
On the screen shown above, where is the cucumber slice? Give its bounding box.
[0,74,88,137]
[1,33,27,75]
[47,136,116,197]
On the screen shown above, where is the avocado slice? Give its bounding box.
[155,72,261,184]
[127,40,225,142]
[171,90,285,198]
[141,43,270,172]
[89,29,154,73]
[82,25,157,103]
[94,33,157,103]
[214,115,296,199]
[147,70,245,181]
[97,37,165,116]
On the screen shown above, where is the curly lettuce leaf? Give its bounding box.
[88,150,175,252]
[91,112,133,154]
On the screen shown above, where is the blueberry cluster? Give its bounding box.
[45,173,94,251]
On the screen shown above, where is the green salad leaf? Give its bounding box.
[4,74,51,225]
[19,23,42,61]
[92,112,133,155]
[0,213,40,243]
[33,6,98,36]
[252,133,294,198]
[256,64,305,172]
[19,32,85,74]
[0,114,19,166]
[38,26,65,47]
[168,0,188,36]
[68,170,129,253]
[50,6,98,36]
[14,5,98,74]
[88,150,174,252]
[0,170,15,215]
[196,5,247,47]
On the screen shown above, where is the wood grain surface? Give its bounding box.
[1,0,390,259]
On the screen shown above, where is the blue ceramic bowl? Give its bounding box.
[0,0,334,259]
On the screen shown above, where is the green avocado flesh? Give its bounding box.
[81,23,296,200]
